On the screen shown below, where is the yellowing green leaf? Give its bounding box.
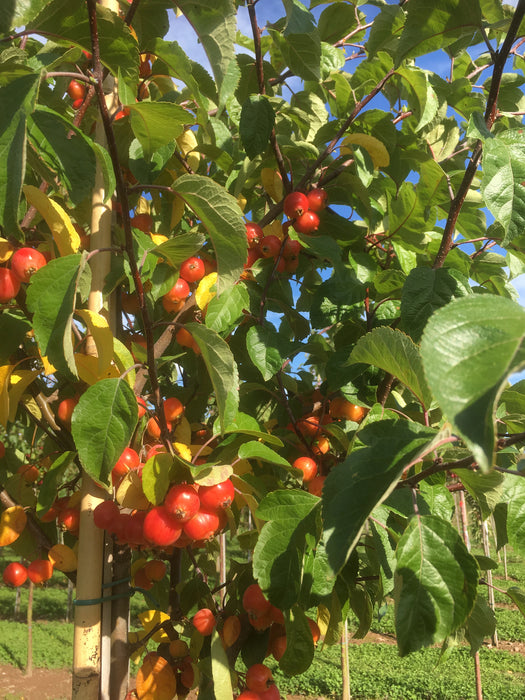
[195,272,217,309]
[75,309,114,377]
[23,185,80,256]
[341,133,390,168]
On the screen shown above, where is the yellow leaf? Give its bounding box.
[173,441,192,462]
[170,196,185,229]
[8,369,40,423]
[0,506,27,547]
[113,337,136,388]
[48,543,77,572]
[317,603,330,638]
[340,133,390,168]
[139,610,171,643]
[75,309,114,377]
[172,415,192,444]
[116,471,150,510]
[0,238,14,263]
[150,233,168,245]
[195,272,217,309]
[263,220,283,240]
[261,168,284,202]
[74,353,120,386]
[176,129,200,172]
[40,354,56,376]
[23,185,80,255]
[237,195,247,212]
[0,364,14,428]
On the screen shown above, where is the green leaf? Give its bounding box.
[0,73,39,234]
[205,283,250,334]
[323,421,437,576]
[171,175,246,294]
[394,515,479,656]
[185,322,239,433]
[279,0,321,81]
[211,629,233,700]
[26,254,91,380]
[224,413,283,446]
[396,67,439,132]
[459,470,505,521]
[240,95,275,159]
[501,476,525,557]
[246,326,286,381]
[369,507,397,596]
[253,490,321,609]
[506,587,525,619]
[350,327,432,409]
[152,231,206,267]
[71,378,138,485]
[174,0,236,91]
[129,103,188,159]
[481,131,525,246]
[31,3,139,89]
[29,106,97,205]
[36,451,77,517]
[400,267,472,342]
[142,454,173,506]
[237,441,291,468]
[421,296,525,472]
[465,593,496,655]
[396,0,482,62]
[280,606,315,675]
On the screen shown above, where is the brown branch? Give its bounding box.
[432,1,525,269]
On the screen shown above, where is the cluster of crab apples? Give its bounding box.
[0,246,48,304]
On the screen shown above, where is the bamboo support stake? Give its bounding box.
[72,2,119,694]
[482,520,498,647]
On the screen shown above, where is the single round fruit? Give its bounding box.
[283,191,309,219]
[245,247,262,269]
[143,506,183,547]
[246,663,273,693]
[67,79,86,101]
[307,474,325,497]
[259,235,282,259]
[179,257,205,283]
[270,633,287,661]
[222,614,241,647]
[57,396,79,427]
[93,500,120,531]
[27,559,53,585]
[169,638,189,658]
[146,416,172,439]
[17,463,39,483]
[259,684,281,700]
[131,212,153,233]
[183,510,220,541]
[192,607,216,636]
[282,238,301,258]
[134,566,154,590]
[137,396,148,419]
[292,210,319,235]
[292,456,317,482]
[111,447,140,487]
[237,693,261,700]
[306,188,328,212]
[164,484,200,523]
[198,479,235,512]
[0,268,21,303]
[163,397,184,422]
[307,617,321,643]
[311,435,330,456]
[329,397,367,422]
[3,562,28,587]
[72,97,83,109]
[296,415,320,438]
[245,222,264,249]
[162,278,190,312]
[58,507,80,535]
[242,583,271,619]
[144,559,167,582]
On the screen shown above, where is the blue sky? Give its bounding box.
[164,1,525,380]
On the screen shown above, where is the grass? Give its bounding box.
[0,549,523,698]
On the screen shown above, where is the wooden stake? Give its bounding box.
[26,579,33,677]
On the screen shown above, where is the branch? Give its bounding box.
[432,1,525,269]
[86,0,173,451]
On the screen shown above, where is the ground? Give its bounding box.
[1,634,524,700]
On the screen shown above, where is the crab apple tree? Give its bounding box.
[1,1,525,699]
